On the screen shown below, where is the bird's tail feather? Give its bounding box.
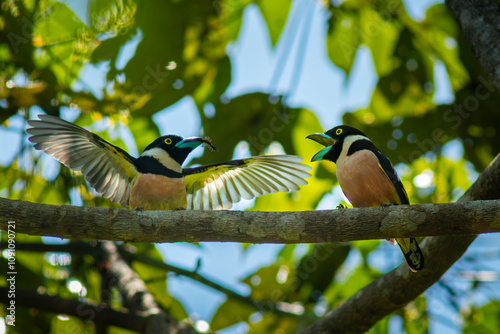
[396,237,424,272]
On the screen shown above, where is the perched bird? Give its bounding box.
[307,125,424,272]
[27,114,311,210]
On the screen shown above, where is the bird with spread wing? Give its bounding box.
[27,114,311,210]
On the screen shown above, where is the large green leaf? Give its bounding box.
[361,7,400,77]
[464,301,500,333]
[256,0,291,46]
[326,10,361,75]
[210,298,257,331]
[33,2,88,86]
[422,4,469,91]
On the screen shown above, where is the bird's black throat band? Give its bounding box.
[134,156,183,178]
[347,139,377,156]
[325,143,343,163]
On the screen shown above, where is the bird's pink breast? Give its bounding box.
[336,150,399,207]
[129,174,187,210]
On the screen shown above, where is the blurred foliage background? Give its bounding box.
[0,0,499,333]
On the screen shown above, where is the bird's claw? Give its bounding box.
[381,203,394,207]
[134,206,144,211]
[336,203,347,209]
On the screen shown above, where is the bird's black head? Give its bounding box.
[143,135,217,165]
[307,125,367,163]
[324,125,366,141]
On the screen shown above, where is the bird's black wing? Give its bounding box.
[27,114,140,205]
[373,150,409,205]
[183,155,311,210]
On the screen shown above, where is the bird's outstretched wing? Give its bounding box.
[27,114,139,205]
[183,155,312,210]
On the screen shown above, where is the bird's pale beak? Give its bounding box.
[176,137,218,151]
[306,133,336,162]
[306,133,336,146]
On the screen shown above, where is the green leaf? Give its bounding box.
[402,296,428,334]
[242,263,288,301]
[193,56,232,105]
[256,0,291,46]
[351,240,380,260]
[292,243,350,303]
[326,10,360,75]
[325,265,381,307]
[34,2,84,43]
[211,298,257,331]
[423,4,469,91]
[51,315,89,334]
[464,301,500,333]
[33,2,87,86]
[216,0,247,41]
[371,315,390,334]
[277,244,297,262]
[248,313,298,333]
[128,116,160,153]
[360,8,400,76]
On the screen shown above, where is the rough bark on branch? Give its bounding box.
[0,198,499,243]
[446,0,500,91]
[300,154,500,333]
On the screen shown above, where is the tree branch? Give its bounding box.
[118,244,299,318]
[300,153,500,333]
[0,287,150,332]
[95,241,197,334]
[0,198,499,243]
[0,241,298,318]
[446,0,500,91]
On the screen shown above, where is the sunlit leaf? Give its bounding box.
[210,298,256,331]
[361,8,400,77]
[326,10,360,75]
[256,0,291,46]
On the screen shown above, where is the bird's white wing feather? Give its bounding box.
[183,155,311,210]
[27,114,139,205]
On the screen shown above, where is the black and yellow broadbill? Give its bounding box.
[307,125,424,272]
[27,115,311,210]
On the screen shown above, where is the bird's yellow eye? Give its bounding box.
[164,138,172,145]
[336,128,343,135]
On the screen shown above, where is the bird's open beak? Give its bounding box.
[306,133,336,146]
[176,137,218,151]
[306,133,336,162]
